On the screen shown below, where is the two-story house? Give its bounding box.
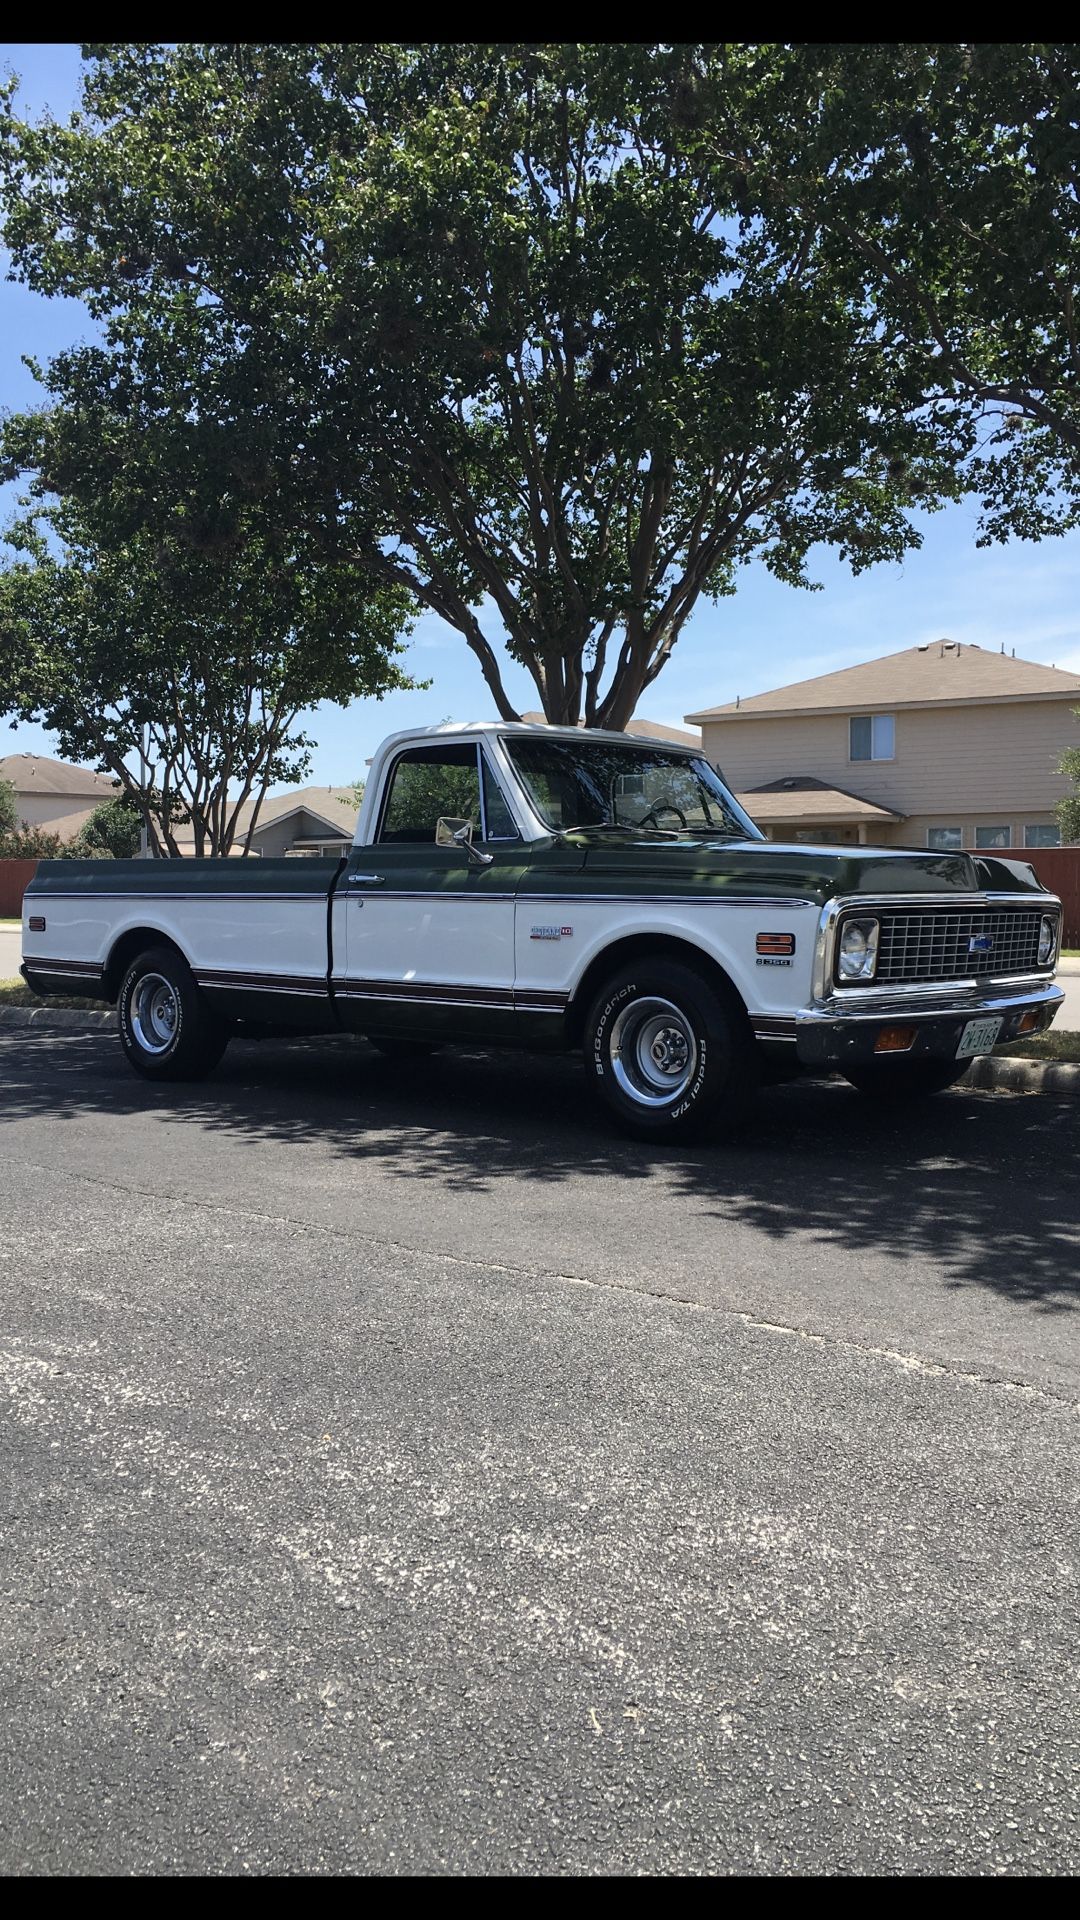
[686,641,1080,850]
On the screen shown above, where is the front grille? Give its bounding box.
[844,906,1049,986]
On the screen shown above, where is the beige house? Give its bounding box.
[0,753,118,841]
[171,786,361,857]
[686,642,1080,850]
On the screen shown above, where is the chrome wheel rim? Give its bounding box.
[130,972,179,1056]
[610,994,698,1107]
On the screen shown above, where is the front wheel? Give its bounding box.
[841,1057,972,1099]
[584,960,757,1142]
[118,945,229,1082]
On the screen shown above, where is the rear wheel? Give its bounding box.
[841,1057,972,1099]
[584,959,757,1141]
[118,945,229,1082]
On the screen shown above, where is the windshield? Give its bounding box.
[504,738,763,840]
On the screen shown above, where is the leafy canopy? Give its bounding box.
[0,43,967,729]
[702,43,1080,546]
[0,499,415,856]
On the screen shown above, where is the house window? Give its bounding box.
[975,825,1011,849]
[849,714,895,761]
[927,826,963,851]
[1024,824,1061,849]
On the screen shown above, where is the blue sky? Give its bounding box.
[3,42,1080,791]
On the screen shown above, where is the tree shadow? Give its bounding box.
[3,1030,1078,1313]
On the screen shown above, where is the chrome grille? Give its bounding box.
[847,907,1048,986]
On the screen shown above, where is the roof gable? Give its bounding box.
[686,642,1080,722]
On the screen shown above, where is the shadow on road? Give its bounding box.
[3,1030,1078,1312]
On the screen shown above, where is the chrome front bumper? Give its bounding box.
[793,979,1064,1067]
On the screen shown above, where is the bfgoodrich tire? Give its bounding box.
[841,1057,972,1099]
[584,959,758,1142]
[118,945,229,1082]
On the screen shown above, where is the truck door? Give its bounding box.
[337,740,527,1040]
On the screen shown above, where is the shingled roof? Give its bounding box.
[0,753,117,797]
[686,642,1080,722]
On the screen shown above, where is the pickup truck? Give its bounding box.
[22,722,1065,1140]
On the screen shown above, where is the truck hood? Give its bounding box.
[577,835,1046,903]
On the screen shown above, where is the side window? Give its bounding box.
[481,755,520,841]
[378,746,481,844]
[850,714,895,761]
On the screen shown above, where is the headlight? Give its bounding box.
[837,916,880,982]
[1038,914,1058,967]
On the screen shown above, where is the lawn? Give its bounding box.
[0,977,106,1011]
[994,1028,1080,1063]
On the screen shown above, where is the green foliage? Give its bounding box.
[0,44,966,729]
[707,44,1080,547]
[0,821,64,858]
[0,776,16,836]
[0,500,415,856]
[1059,719,1080,842]
[71,792,143,859]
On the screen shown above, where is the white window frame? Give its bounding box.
[849,713,895,763]
[927,825,963,851]
[1024,823,1061,849]
[974,824,1012,850]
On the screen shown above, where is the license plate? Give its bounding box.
[956,1016,1003,1059]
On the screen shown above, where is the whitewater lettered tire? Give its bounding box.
[584,959,757,1142]
[118,945,229,1082]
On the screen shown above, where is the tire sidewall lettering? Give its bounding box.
[120,961,183,1063]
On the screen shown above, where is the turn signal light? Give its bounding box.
[874,1026,917,1054]
[1017,1010,1041,1035]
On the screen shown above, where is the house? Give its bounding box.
[0,753,118,842]
[685,642,1080,850]
[170,785,361,857]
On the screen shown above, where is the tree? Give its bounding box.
[702,43,1080,546]
[0,776,16,837]
[1059,719,1080,843]
[71,793,142,859]
[0,43,965,731]
[0,501,415,856]
[0,822,64,858]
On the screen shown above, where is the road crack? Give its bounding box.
[2,1150,1077,1416]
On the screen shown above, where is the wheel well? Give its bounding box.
[565,933,749,1045]
[103,928,188,1002]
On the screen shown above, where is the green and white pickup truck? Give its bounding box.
[22,722,1065,1139]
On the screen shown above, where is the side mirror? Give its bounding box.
[435,816,493,866]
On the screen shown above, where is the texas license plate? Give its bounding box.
[956,1016,1003,1059]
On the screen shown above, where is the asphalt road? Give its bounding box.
[1,1028,1079,1875]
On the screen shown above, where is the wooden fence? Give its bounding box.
[1024,847,1080,947]
[0,858,39,920]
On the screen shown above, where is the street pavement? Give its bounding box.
[0,1027,1078,1874]
[0,924,23,978]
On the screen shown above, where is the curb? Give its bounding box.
[964,1052,1080,1094]
[0,1006,117,1030]
[1,1004,1078,1092]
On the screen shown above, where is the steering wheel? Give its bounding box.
[639,803,687,829]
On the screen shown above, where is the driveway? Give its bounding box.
[0,1030,1078,1874]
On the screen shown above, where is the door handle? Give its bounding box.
[349,873,385,887]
